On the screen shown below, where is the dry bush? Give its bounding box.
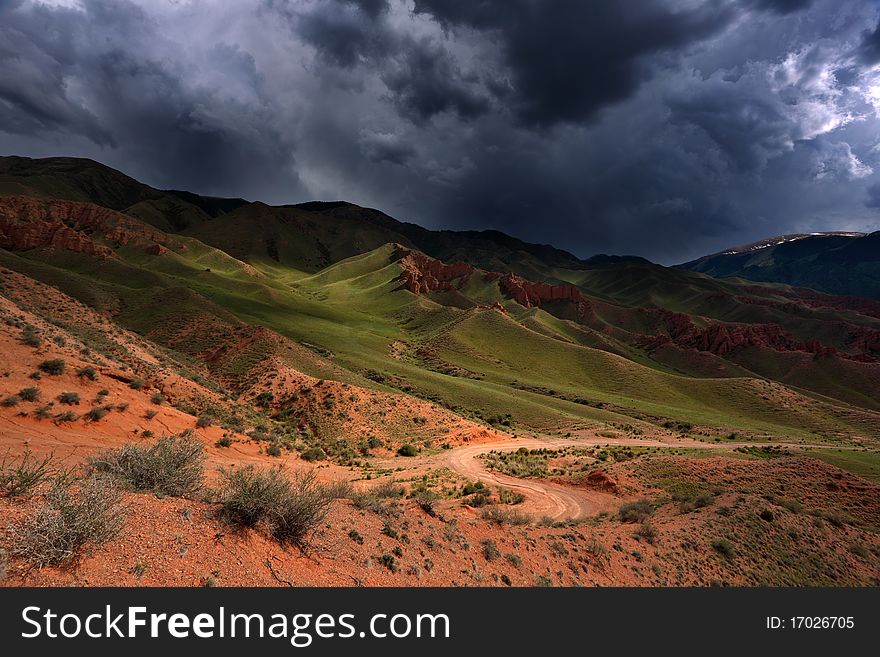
[217,466,333,549]
[9,475,124,567]
[89,433,205,497]
[0,449,56,498]
[480,506,532,526]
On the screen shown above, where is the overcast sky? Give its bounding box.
[1,0,880,263]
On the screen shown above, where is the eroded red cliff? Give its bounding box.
[0,196,170,258]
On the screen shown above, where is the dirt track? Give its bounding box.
[442,434,841,521]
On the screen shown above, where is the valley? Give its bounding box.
[0,156,878,587]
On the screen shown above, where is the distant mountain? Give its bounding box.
[679,231,880,300]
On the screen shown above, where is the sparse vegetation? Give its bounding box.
[0,449,56,497]
[217,465,333,549]
[38,359,65,375]
[58,391,80,405]
[18,387,40,402]
[618,500,654,523]
[8,474,124,567]
[480,507,531,526]
[397,444,418,457]
[89,433,205,497]
[77,366,98,381]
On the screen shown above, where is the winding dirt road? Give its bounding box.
[442,433,840,521]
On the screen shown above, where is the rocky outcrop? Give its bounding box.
[396,246,473,294]
[640,309,841,358]
[491,272,591,321]
[0,195,170,258]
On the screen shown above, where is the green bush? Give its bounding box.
[129,379,145,390]
[38,359,65,375]
[1,395,21,407]
[266,443,282,457]
[396,444,418,457]
[150,393,165,405]
[89,433,205,497]
[215,435,232,448]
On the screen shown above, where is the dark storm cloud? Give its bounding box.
[856,18,880,65]
[413,0,737,127]
[1,0,879,263]
[0,0,303,199]
[867,183,880,209]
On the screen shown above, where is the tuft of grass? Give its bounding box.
[58,392,80,405]
[18,387,40,402]
[217,466,333,549]
[0,449,56,498]
[711,538,736,560]
[38,359,65,375]
[480,506,531,526]
[1,395,21,407]
[89,433,205,497]
[76,366,98,381]
[8,474,124,567]
[618,500,654,523]
[196,414,214,428]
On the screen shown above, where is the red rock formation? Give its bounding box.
[495,272,591,321]
[0,195,170,258]
[396,246,473,294]
[639,308,842,358]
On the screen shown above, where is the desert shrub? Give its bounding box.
[85,406,109,422]
[217,466,332,549]
[116,402,129,412]
[18,387,40,402]
[196,414,214,428]
[634,522,658,545]
[618,500,654,523]
[480,507,532,526]
[129,379,145,390]
[144,409,158,419]
[218,466,291,527]
[759,509,774,522]
[324,480,355,499]
[21,325,42,347]
[481,538,500,561]
[300,447,325,462]
[374,480,405,498]
[396,444,418,457]
[215,435,232,448]
[266,443,282,457]
[54,411,77,423]
[150,393,165,405]
[89,433,205,497]
[415,490,438,516]
[34,405,53,420]
[377,553,398,572]
[254,391,274,407]
[77,366,98,381]
[498,487,525,505]
[349,529,364,544]
[58,391,80,405]
[1,395,21,407]
[711,538,736,560]
[0,449,56,497]
[38,359,65,375]
[8,474,124,567]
